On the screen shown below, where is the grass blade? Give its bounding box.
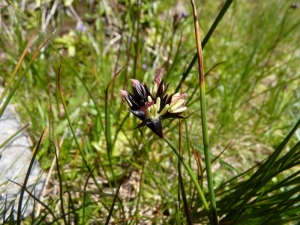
[175,0,233,93]
[190,0,218,223]
[0,31,54,119]
[164,137,211,222]
[0,123,30,150]
[16,131,44,225]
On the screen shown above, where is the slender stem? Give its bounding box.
[164,137,212,223]
[190,0,218,224]
[104,64,126,186]
[178,120,193,225]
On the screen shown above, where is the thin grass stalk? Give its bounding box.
[105,183,122,225]
[0,123,30,150]
[113,112,130,145]
[104,88,115,184]
[9,204,15,223]
[178,119,192,225]
[184,119,195,203]
[57,59,102,191]
[190,144,203,189]
[167,35,183,78]
[16,131,44,225]
[82,166,96,223]
[104,64,126,185]
[111,5,128,101]
[190,0,218,224]
[133,0,141,79]
[68,180,79,223]
[34,206,55,225]
[163,137,211,222]
[55,149,67,225]
[9,179,56,220]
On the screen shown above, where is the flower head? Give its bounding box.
[121,68,187,138]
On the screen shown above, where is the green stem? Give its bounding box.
[163,137,212,223]
[104,98,116,185]
[190,0,218,223]
[200,84,218,223]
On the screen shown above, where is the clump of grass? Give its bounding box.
[1,0,300,224]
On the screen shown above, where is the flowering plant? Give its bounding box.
[121,69,187,138]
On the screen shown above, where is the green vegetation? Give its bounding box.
[1,0,299,224]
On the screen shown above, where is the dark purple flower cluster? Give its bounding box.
[121,69,187,138]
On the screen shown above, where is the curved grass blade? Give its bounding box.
[164,137,212,223]
[16,131,44,225]
[175,0,233,93]
[0,123,30,151]
[54,148,67,225]
[0,31,54,119]
[105,182,123,225]
[104,63,127,184]
[178,119,193,225]
[8,179,55,221]
[190,0,218,223]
